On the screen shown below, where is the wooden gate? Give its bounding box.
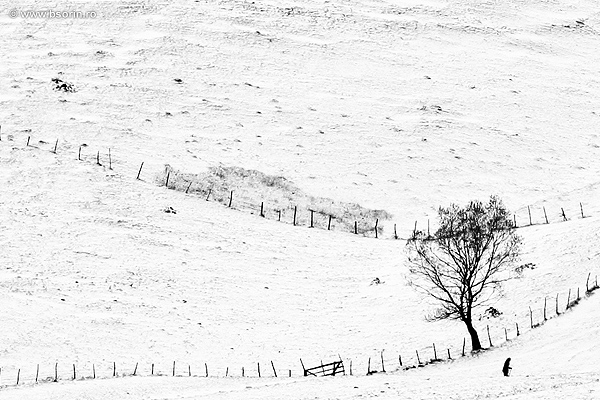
[301,359,345,377]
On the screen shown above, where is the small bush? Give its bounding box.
[515,262,535,276]
[479,307,502,320]
[51,77,76,93]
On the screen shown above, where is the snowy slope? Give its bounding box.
[1,291,598,399]
[1,0,599,398]
[2,0,600,226]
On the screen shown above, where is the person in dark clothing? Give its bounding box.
[502,358,512,377]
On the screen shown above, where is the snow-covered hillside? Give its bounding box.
[1,0,599,398]
[2,291,599,400]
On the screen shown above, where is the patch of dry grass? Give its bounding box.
[158,165,393,236]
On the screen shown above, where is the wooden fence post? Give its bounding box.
[462,338,466,356]
[54,363,58,382]
[271,361,277,377]
[226,367,229,377]
[328,215,332,230]
[487,325,493,347]
[433,343,437,360]
[133,362,138,376]
[257,362,261,378]
[566,289,571,310]
[375,219,379,239]
[580,203,584,218]
[543,297,547,321]
[561,208,567,221]
[529,306,534,328]
[36,364,39,383]
[556,293,560,315]
[338,354,345,376]
[367,357,371,374]
[16,369,20,385]
[586,272,591,292]
[205,188,212,201]
[381,350,385,372]
[189,365,191,377]
[278,210,282,222]
[27,136,30,146]
[165,172,170,187]
[447,349,451,359]
[151,363,154,375]
[416,350,421,365]
[205,363,208,377]
[73,364,76,380]
[310,210,314,228]
[228,190,233,207]
[242,367,245,377]
[108,148,112,169]
[260,202,265,217]
[543,206,549,224]
[136,162,144,179]
[398,355,402,367]
[78,146,82,160]
[394,223,398,239]
[528,206,532,225]
[513,214,517,228]
[173,361,176,377]
[349,360,352,376]
[93,364,96,379]
[96,151,101,165]
[504,328,508,341]
[293,206,297,226]
[113,362,116,377]
[354,221,357,234]
[413,221,417,237]
[516,322,520,336]
[53,139,58,153]
[185,181,192,193]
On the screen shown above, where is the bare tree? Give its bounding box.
[406,196,521,351]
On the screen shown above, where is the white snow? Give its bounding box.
[0,0,599,398]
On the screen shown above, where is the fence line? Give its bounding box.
[360,271,599,375]
[1,135,598,388]
[158,167,592,240]
[1,133,594,241]
[0,272,596,389]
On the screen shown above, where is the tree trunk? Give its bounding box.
[464,319,482,351]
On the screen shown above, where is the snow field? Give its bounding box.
[1,0,600,398]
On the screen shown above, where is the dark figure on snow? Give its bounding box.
[502,358,512,377]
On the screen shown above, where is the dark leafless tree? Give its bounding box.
[406,196,521,351]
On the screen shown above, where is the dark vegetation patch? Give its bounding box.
[515,262,536,276]
[480,306,502,320]
[158,165,392,235]
[51,77,76,93]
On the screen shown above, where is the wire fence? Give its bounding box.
[0,272,596,389]
[158,165,593,241]
[0,132,593,242]
[365,271,599,376]
[0,133,598,388]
